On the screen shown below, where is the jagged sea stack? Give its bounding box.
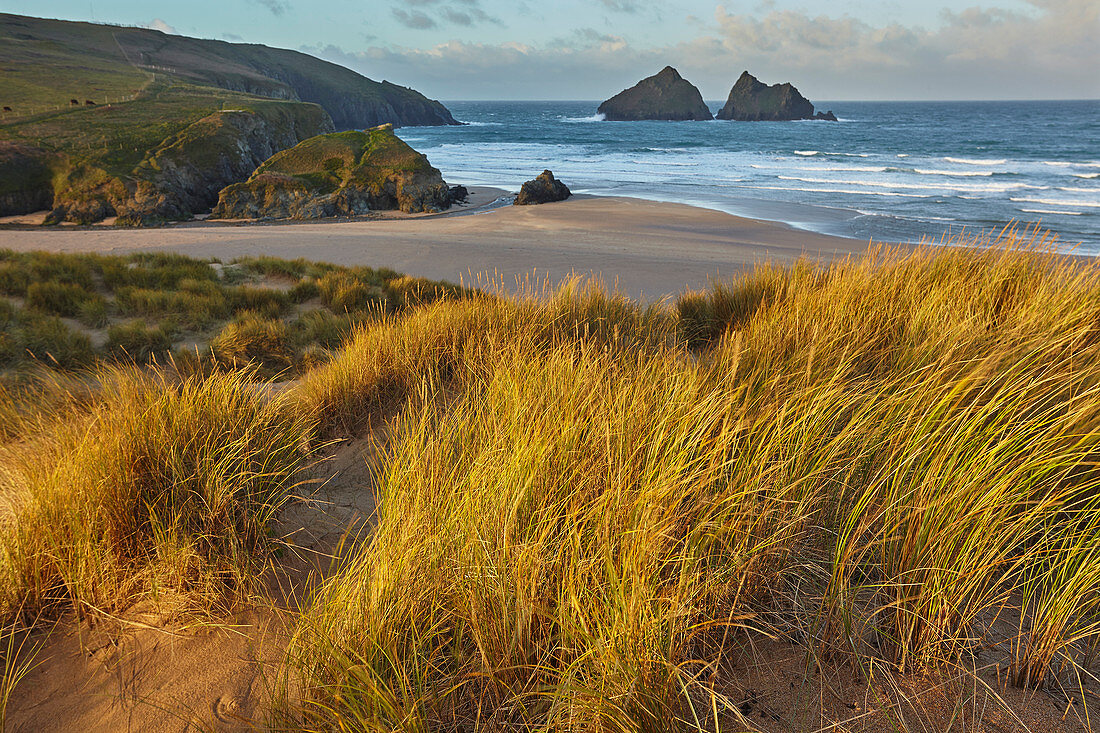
[597,66,713,121]
[716,71,836,121]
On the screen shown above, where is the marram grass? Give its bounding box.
[0,367,312,625]
[4,231,1100,730]
[278,231,1100,730]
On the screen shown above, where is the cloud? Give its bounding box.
[597,0,640,12]
[393,8,437,29]
[144,18,177,34]
[708,0,1099,97]
[249,0,290,16]
[310,0,1100,100]
[223,32,244,41]
[390,0,498,29]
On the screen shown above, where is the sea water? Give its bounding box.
[399,100,1100,253]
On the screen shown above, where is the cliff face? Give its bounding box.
[45,102,333,224]
[716,71,835,121]
[597,67,713,121]
[212,124,453,220]
[0,143,57,216]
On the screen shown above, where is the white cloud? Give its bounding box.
[145,18,177,34]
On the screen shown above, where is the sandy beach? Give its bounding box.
[0,187,884,300]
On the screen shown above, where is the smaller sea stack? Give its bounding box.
[716,71,836,121]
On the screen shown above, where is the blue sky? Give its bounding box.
[5,0,1098,100]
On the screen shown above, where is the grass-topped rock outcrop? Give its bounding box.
[597,66,713,121]
[212,124,453,219]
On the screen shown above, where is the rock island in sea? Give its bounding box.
[597,66,713,121]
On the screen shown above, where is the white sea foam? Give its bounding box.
[460,121,503,127]
[797,165,887,173]
[1011,197,1100,208]
[914,168,994,177]
[561,114,605,123]
[793,150,819,156]
[1019,208,1084,216]
[745,184,930,198]
[944,157,1007,166]
[1060,186,1100,194]
[777,175,1037,193]
[1074,173,1100,179]
[897,154,910,158]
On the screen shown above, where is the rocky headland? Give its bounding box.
[0,13,461,225]
[597,67,713,121]
[716,71,836,121]
[212,124,454,219]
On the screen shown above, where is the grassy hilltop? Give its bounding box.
[0,13,458,224]
[214,125,453,218]
[5,229,1100,730]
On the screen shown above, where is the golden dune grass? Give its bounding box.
[4,229,1100,730]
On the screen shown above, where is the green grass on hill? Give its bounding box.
[246,125,440,196]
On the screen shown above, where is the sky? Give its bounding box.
[5,0,1098,101]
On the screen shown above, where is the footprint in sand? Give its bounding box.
[213,694,250,724]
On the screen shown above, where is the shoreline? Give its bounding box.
[0,191,888,300]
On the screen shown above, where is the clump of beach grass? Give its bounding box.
[0,367,312,626]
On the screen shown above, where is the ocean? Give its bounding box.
[398,100,1100,253]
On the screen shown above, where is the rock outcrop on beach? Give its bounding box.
[597,67,713,121]
[212,124,454,220]
[514,170,571,205]
[716,71,836,122]
[44,103,333,225]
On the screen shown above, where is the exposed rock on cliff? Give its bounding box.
[44,102,332,225]
[0,142,58,216]
[212,124,453,220]
[716,71,836,122]
[514,170,571,205]
[597,67,713,122]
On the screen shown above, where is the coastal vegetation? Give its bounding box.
[4,229,1100,730]
[0,249,469,373]
[0,12,458,225]
[213,124,455,219]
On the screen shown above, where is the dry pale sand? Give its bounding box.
[0,189,887,300]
